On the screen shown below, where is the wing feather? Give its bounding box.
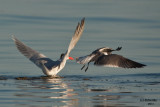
[12,36,47,68]
[76,54,96,64]
[66,18,85,57]
[94,54,146,68]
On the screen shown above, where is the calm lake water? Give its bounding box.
[0,0,160,107]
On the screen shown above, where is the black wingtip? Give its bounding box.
[116,47,122,51]
[81,17,85,26]
[131,62,147,68]
[140,63,147,68]
[82,17,85,21]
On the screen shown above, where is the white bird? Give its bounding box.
[76,47,146,72]
[12,18,85,76]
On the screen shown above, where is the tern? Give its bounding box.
[76,47,146,72]
[12,18,85,76]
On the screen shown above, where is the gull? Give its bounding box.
[76,47,146,72]
[12,18,85,76]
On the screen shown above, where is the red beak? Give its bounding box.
[69,57,74,60]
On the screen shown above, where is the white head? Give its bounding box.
[98,47,113,55]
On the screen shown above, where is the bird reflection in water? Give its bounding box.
[14,77,79,107]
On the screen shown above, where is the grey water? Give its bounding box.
[0,0,160,107]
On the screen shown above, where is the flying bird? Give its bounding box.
[76,47,146,72]
[12,18,85,76]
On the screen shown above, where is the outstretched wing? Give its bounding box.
[76,54,96,64]
[12,36,47,68]
[94,54,146,68]
[64,18,85,60]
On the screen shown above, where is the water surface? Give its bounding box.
[0,0,160,107]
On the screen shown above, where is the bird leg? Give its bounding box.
[85,62,90,72]
[85,66,88,72]
[81,65,85,70]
